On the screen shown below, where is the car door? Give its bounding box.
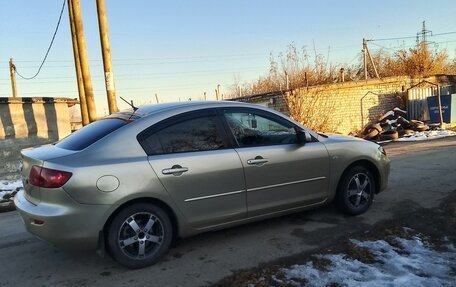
[138,110,246,228]
[221,108,330,216]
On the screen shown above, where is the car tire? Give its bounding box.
[379,130,398,141]
[398,129,414,137]
[335,165,375,216]
[362,123,382,135]
[410,120,424,126]
[363,128,379,141]
[413,124,429,132]
[106,203,173,269]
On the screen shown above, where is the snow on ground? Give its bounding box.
[0,179,23,201]
[283,236,455,287]
[397,130,456,142]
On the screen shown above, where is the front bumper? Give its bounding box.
[14,190,111,249]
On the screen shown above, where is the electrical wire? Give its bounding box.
[369,31,456,42]
[13,0,66,80]
[0,66,267,83]
[0,53,269,64]
[369,38,456,51]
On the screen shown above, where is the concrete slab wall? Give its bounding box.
[0,98,75,179]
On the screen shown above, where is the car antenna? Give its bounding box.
[119,96,139,120]
[119,96,138,113]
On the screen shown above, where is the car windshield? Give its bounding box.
[56,113,140,151]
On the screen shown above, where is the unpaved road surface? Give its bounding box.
[1,137,455,287]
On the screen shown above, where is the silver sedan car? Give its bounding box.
[14,101,390,268]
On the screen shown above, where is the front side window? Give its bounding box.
[143,116,225,155]
[224,111,297,147]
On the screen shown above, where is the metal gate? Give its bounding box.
[407,86,435,121]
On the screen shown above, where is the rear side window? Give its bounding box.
[142,116,225,155]
[56,119,127,151]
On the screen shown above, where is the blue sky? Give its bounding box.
[1,0,455,114]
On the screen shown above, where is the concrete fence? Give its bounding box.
[0,97,78,179]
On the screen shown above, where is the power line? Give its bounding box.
[0,43,363,65]
[0,81,222,96]
[369,38,456,51]
[0,66,267,82]
[0,67,267,85]
[0,53,270,64]
[433,32,456,37]
[12,0,66,80]
[369,31,456,42]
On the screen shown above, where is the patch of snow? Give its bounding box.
[283,236,455,287]
[0,179,23,200]
[397,130,456,142]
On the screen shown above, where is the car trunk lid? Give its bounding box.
[20,145,76,205]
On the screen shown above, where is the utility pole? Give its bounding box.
[339,68,345,82]
[365,41,380,79]
[215,84,221,100]
[68,0,89,126]
[422,21,427,44]
[363,38,368,81]
[204,92,207,101]
[155,93,159,104]
[437,86,444,129]
[9,58,18,98]
[71,0,97,122]
[96,0,118,114]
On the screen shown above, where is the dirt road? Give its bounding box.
[0,137,455,287]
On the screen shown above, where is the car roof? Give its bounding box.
[120,101,264,118]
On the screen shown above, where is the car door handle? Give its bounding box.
[162,165,189,175]
[247,157,268,165]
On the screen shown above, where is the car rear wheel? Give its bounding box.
[336,166,375,215]
[106,203,173,269]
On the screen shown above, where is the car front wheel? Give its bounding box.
[336,165,375,215]
[106,203,173,268]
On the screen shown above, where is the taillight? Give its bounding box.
[29,165,72,188]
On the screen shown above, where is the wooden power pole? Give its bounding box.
[9,58,18,98]
[363,38,368,81]
[437,86,444,129]
[362,38,380,80]
[68,0,89,126]
[96,0,118,114]
[365,41,380,79]
[70,0,97,122]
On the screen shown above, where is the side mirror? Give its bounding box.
[297,129,310,144]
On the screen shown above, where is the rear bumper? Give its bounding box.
[14,190,111,249]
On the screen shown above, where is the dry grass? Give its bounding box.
[284,89,337,133]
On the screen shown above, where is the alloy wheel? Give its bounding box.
[117,212,164,260]
[346,173,372,209]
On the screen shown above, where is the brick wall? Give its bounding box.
[291,76,409,134]
[232,75,456,135]
[233,92,290,116]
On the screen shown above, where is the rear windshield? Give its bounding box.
[56,118,129,151]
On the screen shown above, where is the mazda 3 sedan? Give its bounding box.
[15,101,390,268]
